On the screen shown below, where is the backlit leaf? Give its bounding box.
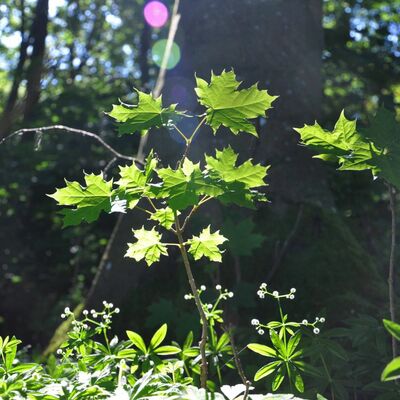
[195,70,277,136]
[125,227,168,266]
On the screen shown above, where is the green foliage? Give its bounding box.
[382,319,400,382]
[49,173,114,227]
[108,91,185,136]
[294,108,400,189]
[248,285,324,393]
[195,70,277,136]
[187,226,228,263]
[0,303,310,399]
[125,227,168,266]
[50,70,270,268]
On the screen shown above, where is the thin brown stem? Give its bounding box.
[174,213,208,388]
[225,324,251,400]
[2,125,141,165]
[181,196,211,232]
[388,183,397,358]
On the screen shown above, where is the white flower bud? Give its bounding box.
[289,294,295,300]
[83,310,89,316]
[251,319,259,326]
[228,292,234,298]
[258,329,265,335]
[216,284,222,290]
[115,308,120,314]
[290,288,296,293]
[313,328,320,335]
[260,283,267,289]
[319,317,325,323]
[200,285,206,291]
[302,319,308,325]
[272,291,279,297]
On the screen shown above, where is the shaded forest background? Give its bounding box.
[0,0,400,397]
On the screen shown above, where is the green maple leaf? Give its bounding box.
[205,146,269,188]
[157,158,222,210]
[294,111,375,172]
[49,173,113,227]
[125,227,168,266]
[150,207,176,230]
[108,91,185,136]
[186,226,228,262]
[222,218,265,257]
[195,70,277,136]
[116,152,158,208]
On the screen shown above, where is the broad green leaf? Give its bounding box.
[222,218,265,257]
[150,324,167,349]
[247,343,277,358]
[108,91,185,135]
[125,227,168,266]
[294,110,376,174]
[195,70,277,136]
[150,207,175,229]
[157,158,222,210]
[116,151,158,208]
[49,173,113,227]
[383,319,400,341]
[205,146,269,188]
[254,361,281,381]
[381,356,400,381]
[186,226,228,262]
[126,330,147,354]
[294,108,400,190]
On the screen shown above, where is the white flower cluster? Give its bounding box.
[257,284,297,300]
[301,316,326,334]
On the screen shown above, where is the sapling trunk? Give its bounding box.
[388,183,397,358]
[174,214,209,388]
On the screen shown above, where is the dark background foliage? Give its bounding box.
[0,0,400,398]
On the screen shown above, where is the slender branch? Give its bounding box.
[103,157,118,178]
[174,213,208,388]
[181,196,211,232]
[224,324,251,400]
[181,116,207,161]
[2,125,142,165]
[172,124,189,143]
[388,183,397,358]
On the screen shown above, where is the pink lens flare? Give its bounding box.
[144,1,169,28]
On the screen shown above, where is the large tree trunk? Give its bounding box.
[0,0,49,138]
[84,0,332,309]
[23,0,49,122]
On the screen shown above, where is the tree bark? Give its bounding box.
[23,0,49,122]
[0,0,29,139]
